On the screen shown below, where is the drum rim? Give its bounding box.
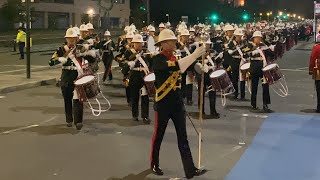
[210,69,226,78]
[240,63,251,70]
[262,63,278,71]
[74,75,95,85]
[144,73,156,82]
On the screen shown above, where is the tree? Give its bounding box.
[0,0,35,30]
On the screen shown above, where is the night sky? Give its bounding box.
[133,0,316,23]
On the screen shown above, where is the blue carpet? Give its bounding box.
[226,113,320,180]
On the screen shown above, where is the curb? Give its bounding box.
[0,64,122,94]
[0,65,61,75]
[0,78,57,94]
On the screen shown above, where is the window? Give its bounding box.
[113,0,125,4]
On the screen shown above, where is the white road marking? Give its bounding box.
[1,125,39,135]
[281,68,308,72]
[297,67,309,70]
[242,114,268,119]
[0,66,48,74]
[0,116,58,135]
[220,145,243,159]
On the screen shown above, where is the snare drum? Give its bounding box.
[240,62,251,81]
[74,75,100,101]
[209,69,234,93]
[262,63,283,85]
[144,73,156,97]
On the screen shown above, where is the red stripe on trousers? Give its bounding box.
[150,111,159,167]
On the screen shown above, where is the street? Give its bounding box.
[0,41,318,180]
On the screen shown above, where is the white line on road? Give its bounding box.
[1,125,39,135]
[0,66,48,74]
[281,68,308,72]
[220,145,243,159]
[0,116,58,135]
[242,114,268,119]
[297,67,309,70]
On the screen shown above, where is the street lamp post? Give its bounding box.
[22,0,33,79]
[166,14,170,22]
[267,13,270,22]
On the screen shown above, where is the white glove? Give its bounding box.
[228,50,234,54]
[128,61,135,69]
[202,64,209,73]
[215,52,223,60]
[87,39,94,45]
[82,44,90,51]
[136,54,141,60]
[251,50,260,55]
[87,50,97,58]
[58,57,68,64]
[76,52,87,57]
[269,45,276,51]
[191,46,206,59]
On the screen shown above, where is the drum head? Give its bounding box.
[240,63,250,70]
[144,73,155,82]
[210,69,226,78]
[263,64,278,71]
[74,75,95,85]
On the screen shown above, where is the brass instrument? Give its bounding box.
[313,59,320,80]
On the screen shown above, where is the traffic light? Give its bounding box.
[210,14,218,21]
[139,6,146,11]
[242,13,249,21]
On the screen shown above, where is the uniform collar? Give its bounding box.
[161,50,176,61]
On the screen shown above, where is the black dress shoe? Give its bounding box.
[240,97,249,101]
[143,117,151,124]
[66,123,73,127]
[210,112,220,119]
[151,165,164,176]
[75,123,83,130]
[263,105,273,113]
[133,117,139,121]
[251,106,259,110]
[186,168,207,179]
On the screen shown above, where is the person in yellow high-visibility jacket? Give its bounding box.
[16,27,26,60]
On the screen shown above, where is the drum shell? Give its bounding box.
[75,77,100,101]
[263,65,283,85]
[144,73,156,97]
[209,69,233,92]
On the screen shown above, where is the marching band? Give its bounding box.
[49,20,301,178]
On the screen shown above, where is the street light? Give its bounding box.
[293,14,296,18]
[87,9,94,23]
[166,14,170,22]
[259,13,263,16]
[298,16,301,19]
[279,11,283,16]
[22,0,34,79]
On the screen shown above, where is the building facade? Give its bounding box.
[26,0,130,29]
[218,0,245,7]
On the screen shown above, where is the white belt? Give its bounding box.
[132,67,146,71]
[251,57,264,61]
[62,66,78,70]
